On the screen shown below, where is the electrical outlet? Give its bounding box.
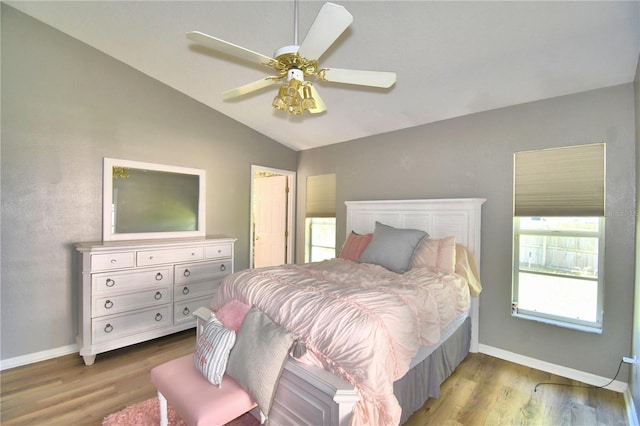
[623,356,637,364]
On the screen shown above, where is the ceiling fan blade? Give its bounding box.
[223,78,280,100]
[187,31,276,66]
[298,3,353,61]
[308,85,327,114]
[321,68,397,88]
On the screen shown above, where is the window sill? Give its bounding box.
[512,312,603,334]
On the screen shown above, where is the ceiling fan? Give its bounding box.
[186,2,396,115]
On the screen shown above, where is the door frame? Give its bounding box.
[250,165,296,268]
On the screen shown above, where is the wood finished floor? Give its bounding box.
[1,329,628,426]
[404,353,628,426]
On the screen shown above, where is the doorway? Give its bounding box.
[250,165,296,268]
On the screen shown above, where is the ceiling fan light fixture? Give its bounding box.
[285,78,302,96]
[301,84,317,110]
[272,77,317,115]
[272,85,288,110]
[287,98,303,115]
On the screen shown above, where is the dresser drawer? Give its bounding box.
[174,296,211,324]
[93,287,172,317]
[92,305,172,343]
[137,246,204,267]
[205,243,233,259]
[91,252,135,271]
[174,261,230,285]
[174,279,220,302]
[92,267,172,295]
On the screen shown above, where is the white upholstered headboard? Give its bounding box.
[345,198,486,351]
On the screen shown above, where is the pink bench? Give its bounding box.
[150,354,259,426]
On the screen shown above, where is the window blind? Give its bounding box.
[514,143,605,216]
[306,173,336,218]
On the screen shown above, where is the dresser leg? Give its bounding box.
[82,354,96,366]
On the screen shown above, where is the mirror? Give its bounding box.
[103,158,206,241]
[305,173,336,262]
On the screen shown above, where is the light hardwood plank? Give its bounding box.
[405,353,628,426]
[1,330,196,425]
[1,332,628,426]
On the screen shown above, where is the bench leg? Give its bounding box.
[158,390,168,426]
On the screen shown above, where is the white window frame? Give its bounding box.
[512,216,605,333]
[305,217,336,263]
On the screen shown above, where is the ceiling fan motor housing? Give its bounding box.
[274,45,299,58]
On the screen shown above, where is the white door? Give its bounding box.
[253,175,288,268]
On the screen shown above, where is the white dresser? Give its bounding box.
[75,237,235,365]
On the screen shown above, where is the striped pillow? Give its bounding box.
[193,314,236,387]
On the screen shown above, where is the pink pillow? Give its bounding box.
[339,232,373,262]
[216,300,250,332]
[410,236,456,272]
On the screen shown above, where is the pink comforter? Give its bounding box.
[213,258,471,425]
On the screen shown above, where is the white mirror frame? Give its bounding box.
[103,158,206,241]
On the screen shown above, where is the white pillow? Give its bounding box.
[193,314,236,387]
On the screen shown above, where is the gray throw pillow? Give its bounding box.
[226,306,296,417]
[359,221,428,273]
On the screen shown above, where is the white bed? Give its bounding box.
[196,198,485,425]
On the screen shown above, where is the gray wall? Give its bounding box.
[632,54,640,421]
[1,5,297,361]
[297,84,636,379]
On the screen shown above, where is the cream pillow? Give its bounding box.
[410,235,456,272]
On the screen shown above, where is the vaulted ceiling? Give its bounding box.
[6,1,640,151]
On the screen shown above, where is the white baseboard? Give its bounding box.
[0,344,79,371]
[624,387,639,426]
[478,344,628,393]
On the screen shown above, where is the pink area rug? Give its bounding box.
[102,397,259,426]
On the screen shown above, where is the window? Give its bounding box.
[305,217,336,262]
[513,217,604,330]
[512,144,605,332]
[305,174,336,263]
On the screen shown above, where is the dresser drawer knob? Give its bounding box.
[183,307,190,316]
[155,273,163,281]
[183,269,191,277]
[155,313,163,321]
[104,300,113,309]
[154,291,163,300]
[220,264,226,272]
[182,287,190,295]
[105,278,115,287]
[104,324,113,333]
[110,259,117,264]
